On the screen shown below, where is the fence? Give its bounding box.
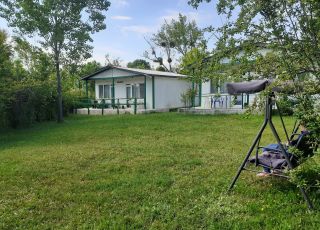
[74,98,144,115]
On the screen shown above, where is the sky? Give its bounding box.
[0,0,225,67]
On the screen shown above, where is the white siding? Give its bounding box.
[146,77,153,109]
[202,80,211,95]
[91,68,137,79]
[154,77,191,109]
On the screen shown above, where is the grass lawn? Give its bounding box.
[0,113,319,229]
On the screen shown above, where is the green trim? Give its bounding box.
[191,81,195,107]
[134,98,137,114]
[144,75,147,110]
[86,74,141,81]
[198,81,202,107]
[152,76,155,109]
[85,80,88,98]
[112,78,115,108]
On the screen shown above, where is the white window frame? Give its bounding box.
[98,84,111,99]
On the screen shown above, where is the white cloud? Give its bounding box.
[111,0,129,8]
[121,25,156,35]
[111,15,132,20]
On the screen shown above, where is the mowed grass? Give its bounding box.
[0,113,319,229]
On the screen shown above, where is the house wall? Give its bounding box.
[154,77,191,109]
[93,73,191,110]
[146,77,153,109]
[91,68,137,79]
[202,81,211,95]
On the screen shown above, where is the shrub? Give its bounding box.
[290,149,320,191]
[181,88,197,108]
[7,81,56,128]
[276,94,295,115]
[0,79,79,128]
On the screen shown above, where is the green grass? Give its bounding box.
[0,113,319,229]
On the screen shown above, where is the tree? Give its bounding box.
[188,0,320,82]
[105,53,122,67]
[0,0,111,122]
[14,37,54,81]
[0,29,13,81]
[127,59,151,70]
[75,61,101,97]
[144,13,205,72]
[180,47,209,82]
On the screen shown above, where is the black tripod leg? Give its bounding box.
[228,120,268,191]
[269,121,314,210]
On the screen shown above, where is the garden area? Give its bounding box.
[0,113,319,229]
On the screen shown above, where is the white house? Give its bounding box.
[81,66,194,112]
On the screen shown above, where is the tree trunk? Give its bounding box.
[55,57,63,123]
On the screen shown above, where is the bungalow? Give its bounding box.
[81,65,196,112]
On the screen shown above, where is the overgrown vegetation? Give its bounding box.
[0,30,100,128]
[0,114,319,229]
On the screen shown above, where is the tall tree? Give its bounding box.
[0,0,110,122]
[127,59,151,70]
[0,29,12,81]
[144,13,205,72]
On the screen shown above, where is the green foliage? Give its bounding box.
[7,80,56,128]
[290,150,320,191]
[144,13,205,71]
[127,59,151,70]
[180,88,197,107]
[0,29,13,81]
[0,30,86,128]
[13,37,54,81]
[276,95,295,116]
[153,13,205,56]
[180,47,209,82]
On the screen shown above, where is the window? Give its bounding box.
[210,81,218,94]
[98,84,111,99]
[99,85,103,98]
[130,84,145,98]
[132,85,137,98]
[139,83,145,98]
[104,85,110,98]
[126,85,131,98]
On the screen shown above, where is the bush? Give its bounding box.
[290,149,320,191]
[7,81,56,128]
[181,88,197,108]
[0,79,79,128]
[276,95,295,116]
